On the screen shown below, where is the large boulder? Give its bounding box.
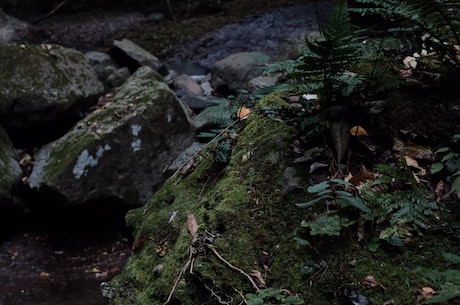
[0,125,22,206]
[28,66,195,206]
[0,43,104,145]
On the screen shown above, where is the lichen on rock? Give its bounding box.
[28,66,195,206]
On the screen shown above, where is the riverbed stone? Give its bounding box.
[109,38,168,75]
[28,66,195,206]
[211,51,270,93]
[0,44,104,133]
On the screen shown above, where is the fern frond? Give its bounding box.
[352,0,460,68]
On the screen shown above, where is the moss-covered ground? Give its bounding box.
[109,93,460,305]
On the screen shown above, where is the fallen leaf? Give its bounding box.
[187,213,198,238]
[362,275,386,290]
[155,240,169,257]
[39,271,50,279]
[350,125,369,137]
[417,287,436,303]
[403,56,417,69]
[349,172,375,186]
[362,275,379,287]
[249,270,266,288]
[132,235,152,251]
[404,155,427,176]
[237,106,251,120]
[85,267,100,273]
[435,180,444,202]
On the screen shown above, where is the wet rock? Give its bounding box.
[211,51,270,94]
[0,44,104,146]
[28,66,195,206]
[109,38,168,75]
[85,50,129,91]
[174,74,204,96]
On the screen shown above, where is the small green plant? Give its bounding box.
[361,159,441,247]
[431,134,460,195]
[246,288,304,305]
[416,252,460,304]
[296,178,371,237]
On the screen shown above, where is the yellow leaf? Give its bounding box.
[39,271,50,279]
[237,106,251,120]
[350,125,368,137]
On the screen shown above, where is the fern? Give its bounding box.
[351,0,460,69]
[266,0,364,107]
[361,160,441,245]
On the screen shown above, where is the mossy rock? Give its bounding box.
[28,66,194,205]
[0,43,103,127]
[107,93,459,305]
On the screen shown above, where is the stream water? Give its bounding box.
[0,1,335,304]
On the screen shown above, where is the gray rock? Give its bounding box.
[28,66,195,206]
[0,44,104,129]
[109,38,167,75]
[211,51,270,93]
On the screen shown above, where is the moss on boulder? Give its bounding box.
[107,93,459,305]
[28,66,194,206]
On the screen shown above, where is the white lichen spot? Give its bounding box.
[131,124,141,136]
[131,139,141,152]
[73,144,111,179]
[130,124,142,152]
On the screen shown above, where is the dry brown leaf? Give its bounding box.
[39,271,50,279]
[349,172,375,186]
[435,180,444,202]
[417,287,436,302]
[362,275,386,290]
[404,155,427,176]
[362,275,379,287]
[350,125,369,137]
[237,106,251,120]
[187,213,198,238]
[249,270,266,288]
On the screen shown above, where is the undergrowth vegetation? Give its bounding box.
[110,1,460,304]
[254,0,460,303]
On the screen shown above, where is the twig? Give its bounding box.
[207,245,260,292]
[33,0,70,24]
[164,246,194,305]
[171,117,242,179]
